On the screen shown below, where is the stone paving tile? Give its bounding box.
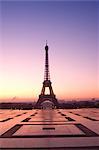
[13,124,84,136]
[0,108,99,149]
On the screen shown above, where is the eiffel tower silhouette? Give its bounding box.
[36,42,59,108]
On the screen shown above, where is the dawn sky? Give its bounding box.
[0,1,99,101]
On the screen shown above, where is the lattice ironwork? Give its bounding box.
[36,43,59,108]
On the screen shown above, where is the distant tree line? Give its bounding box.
[0,100,99,109]
[58,100,99,109]
[0,102,36,110]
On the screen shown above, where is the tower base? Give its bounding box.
[35,94,59,109]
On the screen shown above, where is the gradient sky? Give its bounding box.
[0,0,99,102]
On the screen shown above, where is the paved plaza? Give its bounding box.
[0,108,99,149]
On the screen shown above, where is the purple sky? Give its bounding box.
[0,1,99,101]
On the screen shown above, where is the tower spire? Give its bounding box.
[46,40,47,45]
[44,41,50,81]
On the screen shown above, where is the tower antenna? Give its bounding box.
[46,40,47,45]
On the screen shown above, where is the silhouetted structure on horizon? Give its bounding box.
[0,99,99,109]
[35,42,59,108]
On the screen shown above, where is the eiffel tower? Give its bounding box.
[36,42,59,108]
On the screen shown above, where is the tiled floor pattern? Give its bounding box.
[0,108,99,149]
